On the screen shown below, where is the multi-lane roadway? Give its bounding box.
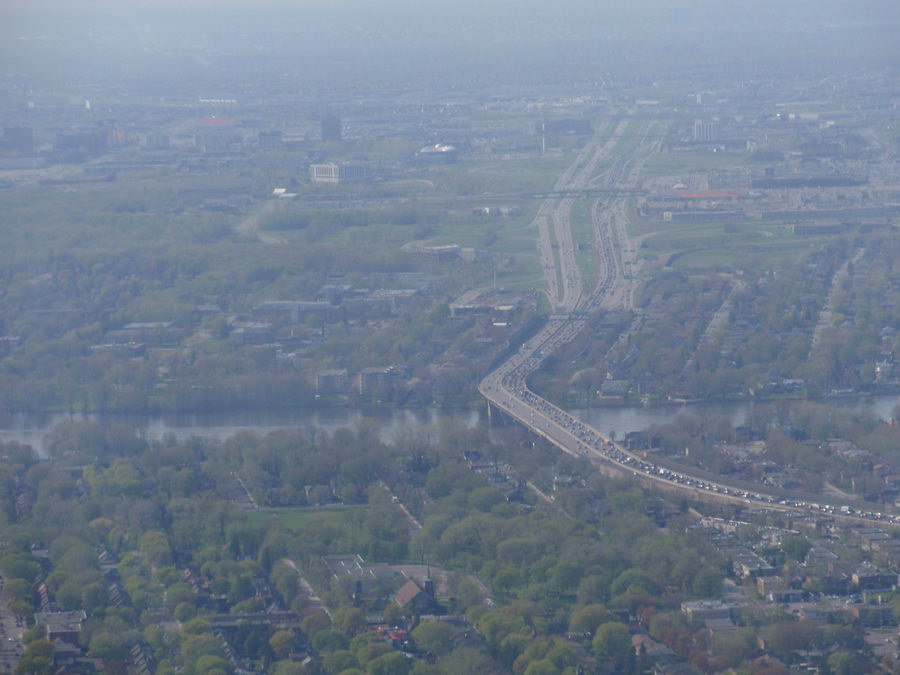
[479,123,900,528]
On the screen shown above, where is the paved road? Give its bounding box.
[479,125,900,529]
[235,199,288,245]
[809,247,865,359]
[282,559,331,618]
[0,575,25,672]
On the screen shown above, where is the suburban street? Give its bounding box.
[0,575,25,672]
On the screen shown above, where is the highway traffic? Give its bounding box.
[479,123,900,528]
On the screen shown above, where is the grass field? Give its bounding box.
[497,268,546,293]
[664,238,816,269]
[246,505,368,530]
[570,199,599,288]
[547,217,564,302]
[640,151,744,176]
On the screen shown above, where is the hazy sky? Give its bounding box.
[3,0,896,14]
[2,0,898,91]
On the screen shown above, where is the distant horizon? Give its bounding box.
[4,0,898,13]
[2,0,897,92]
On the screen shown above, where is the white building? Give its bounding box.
[309,162,369,184]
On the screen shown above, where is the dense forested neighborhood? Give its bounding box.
[4,412,900,675]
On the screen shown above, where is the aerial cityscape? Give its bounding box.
[1,1,900,673]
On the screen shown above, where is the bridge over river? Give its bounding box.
[478,121,900,530]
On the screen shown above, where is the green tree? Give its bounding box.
[270,661,309,675]
[781,534,811,562]
[14,654,53,675]
[368,651,411,675]
[476,611,527,659]
[80,581,108,613]
[88,631,128,661]
[16,639,54,675]
[166,582,196,612]
[269,630,296,660]
[468,487,504,512]
[436,647,495,675]
[334,607,367,636]
[592,622,631,664]
[9,600,34,621]
[523,660,558,675]
[411,621,454,657]
[313,629,349,654]
[492,567,520,595]
[139,530,173,567]
[822,624,862,649]
[22,624,46,645]
[182,617,213,636]
[323,649,358,674]
[827,651,867,675]
[710,629,755,669]
[512,636,577,675]
[568,604,615,634]
[576,575,607,604]
[610,569,656,598]
[691,566,724,597]
[3,578,35,606]
[0,553,40,582]
[181,634,225,664]
[456,578,484,611]
[174,601,198,623]
[195,654,234,675]
[355,641,393,667]
[271,560,300,604]
[301,612,332,639]
[763,620,817,656]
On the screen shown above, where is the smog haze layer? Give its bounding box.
[3,0,898,95]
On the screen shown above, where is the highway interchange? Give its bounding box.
[479,123,900,529]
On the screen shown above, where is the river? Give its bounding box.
[3,394,899,458]
[575,394,900,438]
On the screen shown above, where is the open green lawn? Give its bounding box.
[497,269,547,292]
[640,151,744,176]
[569,200,599,286]
[246,504,368,530]
[664,238,817,270]
[546,218,564,301]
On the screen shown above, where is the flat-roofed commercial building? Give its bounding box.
[309,162,368,184]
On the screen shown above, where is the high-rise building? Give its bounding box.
[693,119,720,142]
[143,132,170,150]
[321,115,342,142]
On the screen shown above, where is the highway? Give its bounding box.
[479,123,900,528]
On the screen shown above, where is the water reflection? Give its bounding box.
[0,407,482,457]
[1,394,897,458]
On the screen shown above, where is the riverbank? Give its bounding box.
[557,385,900,410]
[5,392,900,460]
